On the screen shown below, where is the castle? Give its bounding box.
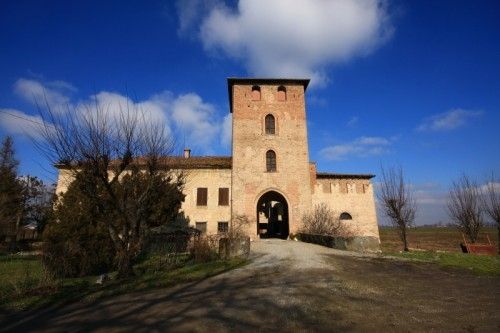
[56,78,379,246]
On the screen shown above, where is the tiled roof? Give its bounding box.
[157,156,232,169]
[316,172,375,179]
[55,156,232,170]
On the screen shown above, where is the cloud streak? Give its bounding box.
[320,136,393,160]
[416,109,482,132]
[0,108,48,139]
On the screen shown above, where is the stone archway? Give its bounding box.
[256,191,289,239]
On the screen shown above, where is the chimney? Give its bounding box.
[183,148,191,159]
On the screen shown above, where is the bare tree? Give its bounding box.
[483,174,500,253]
[378,166,416,252]
[301,203,353,237]
[36,97,185,277]
[447,175,483,243]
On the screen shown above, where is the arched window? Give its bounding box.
[340,212,352,220]
[251,86,261,101]
[265,114,275,134]
[277,86,286,101]
[266,150,276,172]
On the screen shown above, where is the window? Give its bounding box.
[340,212,352,220]
[251,86,261,101]
[196,187,207,206]
[195,222,207,234]
[265,114,275,134]
[277,86,286,101]
[266,150,276,172]
[218,221,229,233]
[218,187,229,206]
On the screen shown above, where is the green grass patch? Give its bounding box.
[389,251,500,276]
[0,253,248,312]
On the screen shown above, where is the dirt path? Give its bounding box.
[3,240,499,332]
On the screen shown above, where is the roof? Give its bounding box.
[158,156,232,169]
[56,156,232,170]
[227,77,310,113]
[316,172,375,180]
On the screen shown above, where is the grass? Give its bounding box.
[380,226,500,276]
[390,250,500,276]
[0,253,247,312]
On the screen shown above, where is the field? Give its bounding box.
[380,226,500,276]
[379,226,498,253]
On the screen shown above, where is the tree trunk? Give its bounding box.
[400,224,409,252]
[498,225,500,255]
[116,249,135,278]
[403,232,409,252]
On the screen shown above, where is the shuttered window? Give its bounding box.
[195,222,207,234]
[218,188,229,206]
[196,188,208,206]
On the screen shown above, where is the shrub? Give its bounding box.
[189,235,219,263]
[300,203,354,237]
[41,177,115,278]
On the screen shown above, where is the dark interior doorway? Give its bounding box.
[256,191,289,239]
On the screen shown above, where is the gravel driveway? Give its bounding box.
[3,239,499,332]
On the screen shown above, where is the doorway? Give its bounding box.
[256,191,289,239]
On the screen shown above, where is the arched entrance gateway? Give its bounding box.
[256,191,289,239]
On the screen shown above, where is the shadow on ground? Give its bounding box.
[2,240,499,332]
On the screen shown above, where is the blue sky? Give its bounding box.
[1,0,499,225]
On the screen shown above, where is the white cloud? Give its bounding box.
[180,0,392,87]
[14,78,74,111]
[171,93,220,147]
[81,91,171,135]
[4,78,230,153]
[478,182,500,193]
[320,136,392,160]
[221,113,232,147]
[0,108,48,139]
[417,109,482,132]
[176,0,220,36]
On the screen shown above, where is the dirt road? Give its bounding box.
[3,240,499,332]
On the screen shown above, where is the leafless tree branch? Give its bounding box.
[447,174,483,243]
[378,166,416,251]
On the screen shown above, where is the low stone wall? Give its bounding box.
[296,233,380,253]
[219,236,251,259]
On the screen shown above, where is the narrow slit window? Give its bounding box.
[266,150,276,172]
[265,114,275,134]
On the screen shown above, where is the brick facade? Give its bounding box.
[55,78,380,242]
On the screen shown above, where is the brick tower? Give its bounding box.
[228,78,312,238]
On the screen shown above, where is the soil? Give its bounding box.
[2,239,499,332]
